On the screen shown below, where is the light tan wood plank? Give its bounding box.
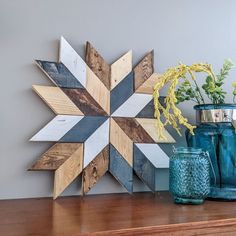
[86,66,110,115]
[53,143,83,199]
[135,73,161,94]
[135,118,176,143]
[110,118,133,166]
[110,50,132,90]
[29,143,82,170]
[32,85,83,115]
[82,145,109,194]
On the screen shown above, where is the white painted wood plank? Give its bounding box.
[30,115,83,141]
[59,36,87,87]
[83,119,109,168]
[135,143,169,168]
[111,93,152,117]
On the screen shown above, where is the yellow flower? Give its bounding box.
[153,63,216,139]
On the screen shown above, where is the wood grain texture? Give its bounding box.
[62,88,107,116]
[95,218,236,236]
[29,143,82,170]
[110,50,132,90]
[113,117,155,143]
[60,116,107,143]
[35,60,84,88]
[30,115,83,142]
[82,145,109,194]
[85,41,110,90]
[32,85,83,115]
[2,193,236,236]
[109,144,133,193]
[134,50,154,90]
[110,118,133,166]
[135,73,161,94]
[59,36,87,87]
[135,118,175,143]
[133,144,156,192]
[86,65,110,115]
[54,143,83,199]
[110,71,134,114]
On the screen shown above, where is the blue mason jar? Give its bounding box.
[186,104,236,200]
[169,147,210,204]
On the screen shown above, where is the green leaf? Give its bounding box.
[206,76,212,83]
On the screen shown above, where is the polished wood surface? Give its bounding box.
[1,192,236,236]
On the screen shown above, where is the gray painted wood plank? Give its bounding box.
[36,60,84,88]
[136,96,165,118]
[133,144,156,192]
[135,99,155,118]
[110,71,134,114]
[60,116,108,142]
[109,144,133,193]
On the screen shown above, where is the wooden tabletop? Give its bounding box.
[1,192,236,236]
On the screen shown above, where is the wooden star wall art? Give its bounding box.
[29,37,175,199]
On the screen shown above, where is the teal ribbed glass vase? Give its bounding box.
[186,104,236,200]
[169,147,210,204]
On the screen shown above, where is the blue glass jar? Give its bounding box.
[186,104,236,200]
[169,147,210,204]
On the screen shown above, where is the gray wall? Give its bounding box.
[1,0,236,199]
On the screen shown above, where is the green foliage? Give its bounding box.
[232,82,236,103]
[175,80,202,104]
[202,75,226,104]
[175,59,234,105]
[202,59,234,104]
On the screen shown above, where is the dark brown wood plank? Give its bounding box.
[113,117,155,143]
[85,41,111,90]
[134,50,154,90]
[1,192,236,236]
[29,143,82,170]
[82,145,109,194]
[62,88,108,116]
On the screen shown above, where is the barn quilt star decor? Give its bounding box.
[29,36,175,199]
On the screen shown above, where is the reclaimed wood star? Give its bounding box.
[29,37,175,199]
